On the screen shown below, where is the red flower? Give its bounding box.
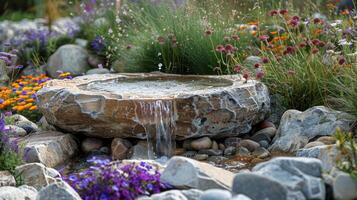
[234,65,242,73]
[215,45,225,53]
[338,56,346,65]
[313,18,321,24]
[261,57,269,63]
[225,44,236,54]
[279,9,288,15]
[254,63,261,68]
[289,19,299,27]
[299,42,307,48]
[126,44,132,49]
[311,39,320,46]
[292,16,300,21]
[205,29,213,36]
[243,70,250,81]
[318,41,325,47]
[269,10,279,16]
[256,70,265,79]
[312,48,319,54]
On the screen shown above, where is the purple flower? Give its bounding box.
[91,36,105,53]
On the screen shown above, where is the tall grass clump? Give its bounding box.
[99,1,255,74]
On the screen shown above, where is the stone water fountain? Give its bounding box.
[37,73,270,159]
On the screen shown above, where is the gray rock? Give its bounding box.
[36,181,81,200]
[232,173,288,200]
[267,94,287,126]
[0,185,37,200]
[304,141,325,149]
[38,117,56,131]
[182,151,197,158]
[252,157,326,200]
[86,68,110,75]
[81,137,104,153]
[129,141,152,159]
[236,147,250,157]
[5,125,27,137]
[224,137,241,147]
[111,138,132,160]
[252,127,276,140]
[193,154,209,161]
[0,60,9,86]
[0,171,16,187]
[296,144,339,171]
[207,156,229,163]
[224,146,236,156]
[250,132,271,144]
[18,131,78,168]
[149,190,188,200]
[199,189,231,200]
[10,114,38,133]
[211,141,218,150]
[238,140,260,152]
[270,106,353,153]
[74,38,88,48]
[198,149,222,156]
[231,194,252,200]
[161,156,234,190]
[181,189,203,200]
[191,137,212,150]
[258,140,269,149]
[333,171,357,200]
[47,44,89,77]
[252,147,270,159]
[15,163,60,190]
[20,65,46,76]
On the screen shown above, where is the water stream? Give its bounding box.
[137,100,176,160]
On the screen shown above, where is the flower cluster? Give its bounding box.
[0,74,50,113]
[63,157,170,200]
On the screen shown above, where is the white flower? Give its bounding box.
[108,28,113,34]
[158,53,162,56]
[330,20,342,27]
[338,39,352,46]
[158,63,163,70]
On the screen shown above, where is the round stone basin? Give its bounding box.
[81,76,233,99]
[37,73,270,139]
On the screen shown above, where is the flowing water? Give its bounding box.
[137,100,176,160]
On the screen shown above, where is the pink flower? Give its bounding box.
[261,57,269,63]
[256,70,265,79]
[254,63,261,68]
[338,56,346,65]
[269,10,279,16]
[234,65,242,73]
[292,16,300,21]
[289,19,299,27]
[259,35,269,41]
[225,44,236,54]
[231,35,240,41]
[243,70,250,81]
[157,36,165,45]
[215,45,225,53]
[279,9,288,15]
[312,48,319,54]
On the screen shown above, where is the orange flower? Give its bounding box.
[29,106,38,111]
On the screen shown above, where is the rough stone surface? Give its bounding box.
[270,106,353,153]
[252,147,270,159]
[316,136,336,145]
[5,125,27,137]
[252,157,326,200]
[0,185,37,200]
[86,68,110,75]
[18,131,78,168]
[10,114,38,133]
[111,138,132,160]
[252,127,276,139]
[36,181,82,200]
[0,171,16,187]
[238,140,260,152]
[161,156,234,190]
[296,144,340,171]
[333,171,357,200]
[47,44,90,77]
[304,141,325,149]
[147,190,188,200]
[199,189,231,200]
[191,137,212,150]
[232,173,288,200]
[81,137,104,153]
[193,154,209,161]
[37,73,270,139]
[15,163,60,190]
[128,141,151,159]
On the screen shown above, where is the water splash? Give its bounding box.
[137,100,176,159]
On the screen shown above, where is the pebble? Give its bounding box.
[224,137,241,147]
[236,147,251,157]
[191,137,212,150]
[252,147,270,159]
[198,149,223,156]
[193,154,209,161]
[238,139,260,152]
[224,146,236,156]
[182,151,197,158]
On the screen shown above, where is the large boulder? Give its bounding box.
[36,181,82,200]
[333,171,357,200]
[161,156,234,190]
[18,131,78,168]
[15,163,61,190]
[270,106,353,153]
[47,44,90,78]
[0,185,38,200]
[37,73,270,139]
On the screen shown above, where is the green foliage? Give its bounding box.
[0,151,22,174]
[335,129,357,180]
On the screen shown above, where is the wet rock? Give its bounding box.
[224,137,241,147]
[252,147,270,159]
[296,144,340,171]
[37,73,270,139]
[252,157,326,200]
[10,114,38,133]
[47,44,90,77]
[223,146,236,156]
[175,148,186,155]
[128,141,151,160]
[181,189,203,200]
[250,132,271,144]
[19,131,78,168]
[193,154,209,161]
[270,106,353,153]
[232,173,288,200]
[161,156,234,190]
[36,181,81,200]
[0,171,16,186]
[236,147,250,157]
[111,138,132,160]
[238,140,260,152]
[258,140,269,149]
[304,141,325,149]
[81,137,104,153]
[198,149,222,156]
[333,171,357,200]
[199,189,231,200]
[316,136,336,145]
[191,137,212,150]
[211,141,218,150]
[5,125,27,137]
[15,163,60,190]
[86,68,110,75]
[0,185,37,200]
